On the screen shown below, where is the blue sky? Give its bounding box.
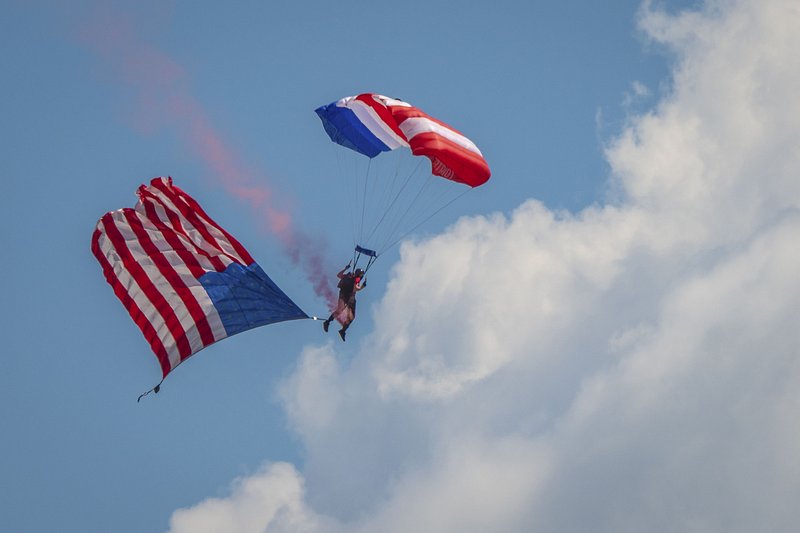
[4,1,800,532]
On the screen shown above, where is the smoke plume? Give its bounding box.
[79,5,337,306]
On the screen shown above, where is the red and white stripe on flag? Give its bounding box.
[91,177,253,377]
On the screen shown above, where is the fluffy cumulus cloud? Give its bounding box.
[168,463,326,533]
[169,0,800,531]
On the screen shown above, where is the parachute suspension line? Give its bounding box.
[373,150,406,233]
[351,153,360,247]
[358,158,372,246]
[363,158,424,246]
[336,142,359,251]
[376,170,436,253]
[365,151,402,242]
[401,175,460,241]
[378,187,471,256]
[137,378,165,402]
[344,147,358,250]
[365,153,387,233]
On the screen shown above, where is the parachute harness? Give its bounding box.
[352,244,378,277]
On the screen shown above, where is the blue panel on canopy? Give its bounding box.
[315,103,390,158]
[199,262,308,337]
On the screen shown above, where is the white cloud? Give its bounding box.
[278,345,343,435]
[622,80,652,108]
[167,463,324,533]
[170,0,800,531]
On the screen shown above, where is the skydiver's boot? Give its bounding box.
[338,329,346,342]
[323,319,330,332]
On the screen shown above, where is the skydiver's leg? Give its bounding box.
[323,313,334,332]
[338,304,354,341]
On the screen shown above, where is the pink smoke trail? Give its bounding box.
[78,6,337,307]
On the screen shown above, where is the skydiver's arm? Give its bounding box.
[337,266,349,279]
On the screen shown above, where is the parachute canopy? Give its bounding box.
[315,93,491,188]
[91,177,307,379]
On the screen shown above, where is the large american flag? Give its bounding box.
[92,177,307,379]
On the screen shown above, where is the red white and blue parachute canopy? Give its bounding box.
[91,177,307,379]
[315,93,491,188]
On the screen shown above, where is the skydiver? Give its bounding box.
[323,264,366,341]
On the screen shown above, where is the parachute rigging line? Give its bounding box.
[362,158,424,247]
[376,170,435,253]
[316,93,491,265]
[379,187,471,255]
[359,158,372,246]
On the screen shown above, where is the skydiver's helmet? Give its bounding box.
[354,269,365,277]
